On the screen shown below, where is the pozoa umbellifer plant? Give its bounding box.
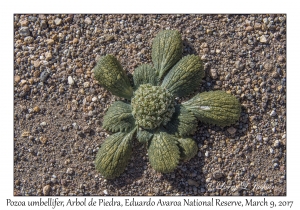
[93,30,241,179]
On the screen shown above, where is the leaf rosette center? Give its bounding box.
[131,84,175,129]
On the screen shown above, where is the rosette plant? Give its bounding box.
[94,30,241,179]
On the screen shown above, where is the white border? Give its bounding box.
[1,0,298,209]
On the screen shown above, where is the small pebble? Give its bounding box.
[274,140,280,148]
[197,151,201,157]
[277,56,285,62]
[256,134,262,141]
[254,23,261,30]
[19,27,30,36]
[20,20,29,26]
[33,69,40,78]
[83,126,91,133]
[40,71,49,82]
[85,17,92,25]
[45,52,52,61]
[83,82,90,88]
[260,35,267,43]
[40,136,47,144]
[24,36,34,44]
[73,38,79,44]
[245,26,253,32]
[209,69,218,79]
[187,179,199,187]
[263,18,269,24]
[227,127,237,135]
[213,171,224,179]
[43,185,51,195]
[21,131,30,137]
[66,168,74,175]
[54,18,62,25]
[235,61,245,70]
[270,110,277,117]
[46,39,54,45]
[68,76,75,85]
[15,75,21,83]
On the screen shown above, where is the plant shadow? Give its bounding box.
[182,39,198,56]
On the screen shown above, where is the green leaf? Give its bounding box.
[148,131,180,173]
[137,129,153,143]
[152,30,183,80]
[183,91,241,127]
[161,55,204,97]
[165,105,198,137]
[95,130,135,179]
[103,101,135,132]
[177,138,198,161]
[94,55,133,99]
[133,64,158,89]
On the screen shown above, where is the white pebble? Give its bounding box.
[205,151,209,157]
[66,168,73,174]
[83,82,90,88]
[256,134,262,141]
[103,189,108,195]
[260,35,267,43]
[92,97,98,102]
[68,76,75,85]
[274,140,280,147]
[263,18,269,24]
[279,17,285,22]
[270,110,277,117]
[40,122,47,126]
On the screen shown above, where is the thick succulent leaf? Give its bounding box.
[165,105,197,137]
[183,91,241,127]
[161,55,204,97]
[133,64,158,89]
[94,55,133,99]
[148,131,180,173]
[177,138,198,161]
[137,129,153,143]
[103,101,135,132]
[95,131,135,179]
[152,30,183,80]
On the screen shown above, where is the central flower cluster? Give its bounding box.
[131,84,175,129]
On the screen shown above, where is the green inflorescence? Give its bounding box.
[93,30,242,179]
[131,84,175,129]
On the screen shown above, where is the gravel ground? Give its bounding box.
[14,14,286,196]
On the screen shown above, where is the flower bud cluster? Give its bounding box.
[131,84,175,129]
